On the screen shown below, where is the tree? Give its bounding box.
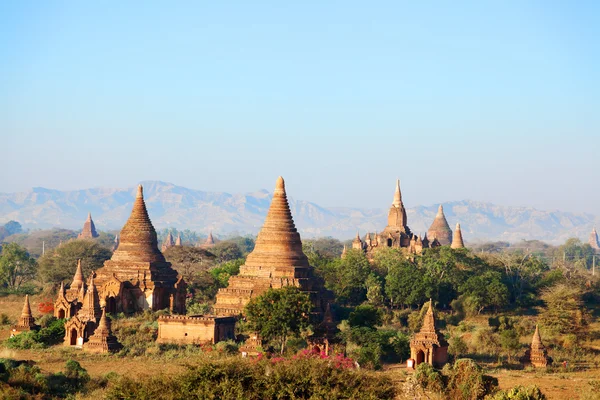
[245,287,313,354]
[3,221,23,236]
[0,243,37,289]
[539,283,587,335]
[327,249,371,306]
[211,241,243,263]
[37,240,112,284]
[499,329,521,363]
[385,257,428,308]
[458,270,509,314]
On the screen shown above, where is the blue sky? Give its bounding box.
[1,1,598,213]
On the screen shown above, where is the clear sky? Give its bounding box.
[1,1,598,214]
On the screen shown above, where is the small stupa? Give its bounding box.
[524,325,551,368]
[427,205,453,246]
[66,259,85,302]
[451,223,465,249]
[175,233,182,246]
[83,309,122,353]
[78,212,99,239]
[11,295,39,336]
[589,227,600,251]
[162,231,175,252]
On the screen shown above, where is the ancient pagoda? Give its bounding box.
[589,227,600,251]
[199,232,215,249]
[409,300,448,368]
[523,325,551,368]
[161,231,175,252]
[66,259,86,302]
[213,176,327,316]
[428,205,453,246]
[92,184,186,314]
[451,223,465,249]
[175,233,182,246]
[352,180,445,257]
[83,309,122,353]
[11,295,39,336]
[78,212,99,239]
[63,275,103,347]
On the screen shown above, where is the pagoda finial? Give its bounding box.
[87,212,92,221]
[275,176,285,194]
[21,295,33,318]
[393,179,402,207]
[137,184,143,199]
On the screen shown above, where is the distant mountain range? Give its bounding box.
[0,181,597,244]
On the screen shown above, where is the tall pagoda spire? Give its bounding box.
[79,275,102,322]
[175,233,182,246]
[70,260,85,292]
[243,176,309,269]
[109,184,167,264]
[427,205,453,246]
[451,223,465,249]
[206,232,215,245]
[12,295,38,333]
[386,180,408,231]
[162,232,175,252]
[420,299,436,333]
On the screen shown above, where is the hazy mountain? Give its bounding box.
[0,181,597,244]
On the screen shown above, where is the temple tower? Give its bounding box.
[387,179,408,231]
[352,232,363,250]
[524,325,550,367]
[451,223,465,249]
[162,232,175,252]
[78,212,99,239]
[409,300,448,368]
[213,176,326,316]
[78,276,102,323]
[83,309,122,353]
[11,295,39,336]
[589,227,600,251]
[428,205,453,246]
[94,184,183,313]
[66,260,86,302]
[175,233,182,246]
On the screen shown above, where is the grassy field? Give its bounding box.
[2,293,600,399]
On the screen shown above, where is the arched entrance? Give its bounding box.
[58,309,66,319]
[387,238,393,247]
[70,328,77,346]
[106,297,117,314]
[416,350,425,365]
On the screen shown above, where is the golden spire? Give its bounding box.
[21,294,32,318]
[531,324,544,349]
[71,259,85,290]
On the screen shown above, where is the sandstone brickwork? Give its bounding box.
[157,315,236,345]
[11,295,39,336]
[451,223,465,249]
[524,325,551,368]
[409,300,448,368]
[212,176,328,316]
[83,309,122,353]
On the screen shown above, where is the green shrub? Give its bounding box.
[445,358,498,400]
[0,313,10,326]
[4,318,65,349]
[413,362,445,394]
[491,385,546,400]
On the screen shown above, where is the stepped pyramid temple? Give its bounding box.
[77,212,99,239]
[11,295,39,337]
[213,176,329,316]
[352,180,464,256]
[409,300,448,368]
[589,227,600,251]
[523,325,551,368]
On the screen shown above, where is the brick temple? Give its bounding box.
[77,212,99,239]
[213,176,329,316]
[352,180,464,256]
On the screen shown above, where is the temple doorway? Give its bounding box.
[70,329,77,346]
[106,297,117,314]
[387,238,393,247]
[416,350,425,365]
[58,309,65,319]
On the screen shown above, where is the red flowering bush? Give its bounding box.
[38,300,54,314]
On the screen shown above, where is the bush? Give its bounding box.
[413,362,445,394]
[0,313,10,326]
[4,318,65,349]
[104,357,396,399]
[491,385,546,400]
[445,359,498,400]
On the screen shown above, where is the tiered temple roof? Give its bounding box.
[94,185,179,308]
[213,176,326,316]
[524,325,550,367]
[78,212,99,239]
[409,300,448,368]
[428,205,453,246]
[451,223,465,249]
